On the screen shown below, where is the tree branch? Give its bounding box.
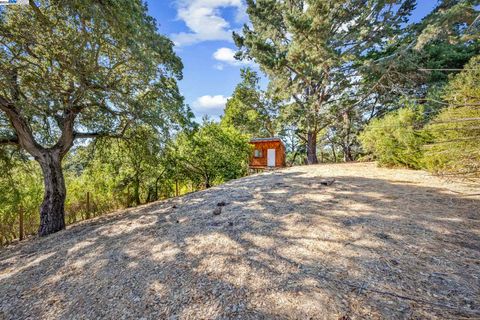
[73,132,123,139]
[0,136,19,146]
[0,95,43,157]
[73,121,131,140]
[28,0,52,26]
[56,110,77,157]
[296,132,308,143]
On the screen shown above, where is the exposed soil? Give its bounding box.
[1,163,479,319]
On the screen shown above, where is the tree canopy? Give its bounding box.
[221,68,276,138]
[0,0,190,235]
[234,0,416,163]
[423,55,480,177]
[173,121,251,189]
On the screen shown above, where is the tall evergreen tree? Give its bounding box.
[235,0,415,164]
[363,0,480,114]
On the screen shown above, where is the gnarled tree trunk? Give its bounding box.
[1,101,78,237]
[37,150,66,236]
[306,131,318,165]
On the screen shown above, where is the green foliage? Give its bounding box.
[356,2,479,174]
[420,40,480,86]
[0,149,42,245]
[0,0,187,146]
[65,126,171,211]
[0,125,176,244]
[0,118,253,245]
[0,0,191,236]
[235,0,416,163]
[359,106,430,169]
[221,68,276,137]
[174,121,251,188]
[361,55,480,176]
[360,1,479,119]
[414,0,480,50]
[423,56,480,177]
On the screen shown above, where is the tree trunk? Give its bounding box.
[154,175,162,201]
[331,143,337,163]
[291,150,298,166]
[306,131,318,165]
[86,191,91,219]
[343,145,354,162]
[133,175,141,206]
[342,111,354,162]
[19,207,24,241]
[205,175,211,189]
[37,151,66,237]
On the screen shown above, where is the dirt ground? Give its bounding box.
[0,162,479,320]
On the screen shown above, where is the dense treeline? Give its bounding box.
[0,122,250,245]
[226,0,479,170]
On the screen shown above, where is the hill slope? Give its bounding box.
[1,163,479,319]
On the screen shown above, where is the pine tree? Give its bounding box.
[235,0,415,164]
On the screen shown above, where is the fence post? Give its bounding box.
[86,192,91,219]
[19,208,24,241]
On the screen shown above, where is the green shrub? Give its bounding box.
[423,56,480,177]
[0,150,43,245]
[359,106,430,169]
[174,121,251,188]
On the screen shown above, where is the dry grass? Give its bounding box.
[0,162,479,319]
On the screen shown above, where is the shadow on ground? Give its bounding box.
[1,164,479,319]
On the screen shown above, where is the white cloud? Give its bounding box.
[172,0,247,46]
[192,95,230,119]
[192,95,230,116]
[213,47,254,69]
[213,47,238,64]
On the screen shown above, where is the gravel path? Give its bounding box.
[1,163,479,319]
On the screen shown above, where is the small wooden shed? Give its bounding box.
[249,137,286,169]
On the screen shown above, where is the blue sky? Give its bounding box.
[145,0,439,121]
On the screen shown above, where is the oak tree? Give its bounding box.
[0,1,188,236]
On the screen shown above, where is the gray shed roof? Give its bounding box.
[250,137,285,145]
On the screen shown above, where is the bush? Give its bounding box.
[174,121,251,188]
[0,149,43,245]
[359,106,430,169]
[423,56,480,178]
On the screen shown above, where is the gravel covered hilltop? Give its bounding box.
[1,163,479,319]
